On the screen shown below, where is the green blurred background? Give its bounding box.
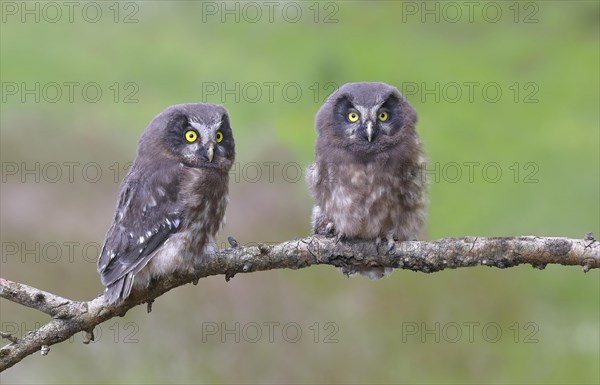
[1,1,598,383]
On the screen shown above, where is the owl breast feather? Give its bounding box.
[317,160,425,241]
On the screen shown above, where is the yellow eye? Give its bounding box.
[216,131,223,143]
[378,111,389,122]
[184,130,198,143]
[348,112,359,122]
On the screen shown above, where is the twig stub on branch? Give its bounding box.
[1,234,598,371]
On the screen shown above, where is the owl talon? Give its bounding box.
[386,238,395,254]
[192,258,203,273]
[227,236,239,248]
[375,236,396,254]
[192,262,205,285]
[375,237,383,253]
[146,300,154,313]
[325,222,335,236]
[335,233,346,244]
[385,234,397,254]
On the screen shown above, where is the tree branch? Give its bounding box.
[1,234,598,371]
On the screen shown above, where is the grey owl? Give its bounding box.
[97,103,235,304]
[306,82,427,279]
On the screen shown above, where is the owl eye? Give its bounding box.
[216,131,223,143]
[184,129,198,143]
[378,111,389,122]
[347,112,360,122]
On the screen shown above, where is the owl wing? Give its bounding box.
[307,160,337,200]
[306,161,323,193]
[306,161,334,234]
[97,163,182,298]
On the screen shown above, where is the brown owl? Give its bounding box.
[306,82,427,278]
[97,103,235,304]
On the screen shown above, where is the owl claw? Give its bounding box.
[383,233,397,254]
[374,237,382,254]
[386,237,395,254]
[325,222,335,236]
[192,257,203,273]
[374,237,395,254]
[191,261,203,285]
[146,300,154,313]
[335,232,346,244]
[227,236,239,248]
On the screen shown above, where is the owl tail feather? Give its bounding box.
[103,273,135,305]
[339,267,393,280]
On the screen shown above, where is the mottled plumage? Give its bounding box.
[307,82,427,278]
[98,103,235,304]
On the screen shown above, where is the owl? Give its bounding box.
[97,103,235,304]
[306,82,427,279]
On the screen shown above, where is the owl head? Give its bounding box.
[137,103,235,171]
[315,82,417,157]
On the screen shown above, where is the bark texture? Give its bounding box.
[1,234,598,371]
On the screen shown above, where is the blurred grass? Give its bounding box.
[1,1,599,384]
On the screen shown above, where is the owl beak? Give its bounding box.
[206,143,214,162]
[366,121,374,142]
